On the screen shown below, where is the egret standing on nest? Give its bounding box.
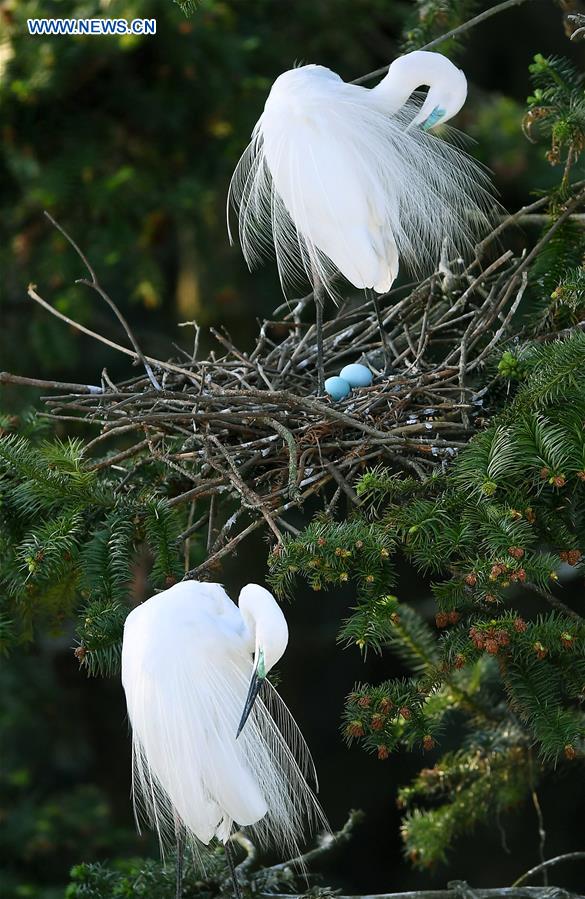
[228,50,496,392]
[121,580,325,896]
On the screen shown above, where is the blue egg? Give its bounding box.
[324,376,352,401]
[339,363,373,388]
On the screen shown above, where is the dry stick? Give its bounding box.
[512,851,585,887]
[489,187,585,311]
[207,495,217,554]
[184,475,335,578]
[210,327,275,390]
[209,508,246,555]
[88,437,157,472]
[467,271,528,371]
[184,516,264,578]
[351,0,536,85]
[167,477,227,508]
[445,187,585,374]
[523,582,583,622]
[325,462,361,505]
[44,211,162,391]
[475,194,557,256]
[27,283,199,384]
[260,891,583,899]
[310,268,327,395]
[207,436,283,542]
[432,251,514,329]
[0,371,103,394]
[260,417,301,499]
[178,511,209,546]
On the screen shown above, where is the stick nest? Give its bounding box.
[5,193,571,574]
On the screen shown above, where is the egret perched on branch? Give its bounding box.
[228,50,496,391]
[121,580,325,894]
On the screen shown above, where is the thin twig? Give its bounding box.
[44,211,162,390]
[512,851,585,887]
[352,0,536,85]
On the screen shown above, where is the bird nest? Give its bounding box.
[2,202,559,575]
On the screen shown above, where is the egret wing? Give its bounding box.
[122,582,326,859]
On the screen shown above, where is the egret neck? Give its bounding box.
[371,50,467,129]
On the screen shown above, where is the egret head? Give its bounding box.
[236,584,288,736]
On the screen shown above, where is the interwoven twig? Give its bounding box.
[2,192,584,576]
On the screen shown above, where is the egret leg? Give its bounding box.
[174,822,186,899]
[313,279,325,395]
[225,840,243,899]
[368,288,392,375]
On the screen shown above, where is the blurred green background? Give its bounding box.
[1,1,584,896]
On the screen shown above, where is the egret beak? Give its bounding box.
[236,648,265,738]
[422,106,446,131]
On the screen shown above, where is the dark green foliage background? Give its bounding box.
[2,1,585,897]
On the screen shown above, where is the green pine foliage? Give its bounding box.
[401,0,478,54]
[269,333,585,865]
[525,54,585,174]
[3,24,585,890]
[65,842,301,898]
[522,54,585,331]
[398,742,532,868]
[0,416,187,675]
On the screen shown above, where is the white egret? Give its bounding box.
[121,580,325,895]
[228,50,496,389]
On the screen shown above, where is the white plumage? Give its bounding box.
[121,580,325,858]
[229,50,495,297]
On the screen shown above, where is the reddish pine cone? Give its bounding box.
[347,721,364,738]
[508,546,525,559]
[514,617,528,633]
[74,645,86,661]
[454,653,466,669]
[490,563,508,580]
[435,612,449,628]
[448,611,461,625]
[564,744,577,760]
[533,641,548,660]
[371,713,386,731]
[377,744,390,760]
[399,707,411,720]
[469,626,484,649]
[423,735,436,751]
[379,697,393,714]
[464,573,478,587]
[357,695,371,708]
